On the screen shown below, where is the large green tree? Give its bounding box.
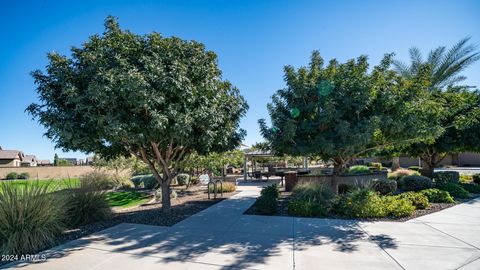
[27,17,248,210]
[259,51,441,193]
[392,38,480,176]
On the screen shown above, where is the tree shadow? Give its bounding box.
[5,197,399,270]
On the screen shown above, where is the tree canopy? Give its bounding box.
[259,51,441,192]
[27,16,248,210]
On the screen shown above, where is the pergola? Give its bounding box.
[243,149,274,181]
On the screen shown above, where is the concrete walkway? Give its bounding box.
[4,183,480,270]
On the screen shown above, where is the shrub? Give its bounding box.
[420,189,455,203]
[260,184,279,199]
[0,181,64,255]
[334,189,386,218]
[338,184,354,194]
[372,179,397,195]
[291,182,334,204]
[155,188,178,202]
[254,184,278,215]
[408,166,421,172]
[437,183,469,199]
[433,171,460,185]
[396,192,429,209]
[190,176,200,185]
[130,174,158,189]
[388,169,420,180]
[400,175,433,191]
[473,174,480,184]
[17,172,30,180]
[348,165,370,174]
[368,162,383,170]
[176,174,190,185]
[5,172,18,180]
[460,183,480,194]
[62,181,112,227]
[460,174,473,183]
[288,199,327,217]
[80,171,116,190]
[382,196,416,217]
[208,182,236,193]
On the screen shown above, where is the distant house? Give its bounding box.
[37,160,52,166]
[86,156,95,165]
[0,150,25,167]
[21,155,38,167]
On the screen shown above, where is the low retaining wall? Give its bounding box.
[0,166,105,179]
[285,171,388,192]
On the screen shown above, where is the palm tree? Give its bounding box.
[391,38,480,173]
[393,37,480,89]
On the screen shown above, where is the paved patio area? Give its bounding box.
[3,182,480,270]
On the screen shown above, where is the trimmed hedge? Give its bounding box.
[5,172,18,180]
[433,171,460,185]
[460,183,480,194]
[400,175,433,191]
[473,174,480,185]
[176,174,190,186]
[130,175,158,189]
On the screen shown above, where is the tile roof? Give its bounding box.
[0,150,24,160]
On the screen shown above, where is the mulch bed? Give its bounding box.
[245,188,479,222]
[57,185,237,246]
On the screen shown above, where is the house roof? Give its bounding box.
[0,150,24,160]
[24,155,37,162]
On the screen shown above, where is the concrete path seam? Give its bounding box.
[357,225,406,270]
[422,222,480,250]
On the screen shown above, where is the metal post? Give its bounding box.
[243,155,248,181]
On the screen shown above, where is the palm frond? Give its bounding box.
[427,46,446,73]
[392,60,412,78]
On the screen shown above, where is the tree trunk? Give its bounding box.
[331,158,346,194]
[161,181,171,211]
[420,153,438,178]
[391,156,400,171]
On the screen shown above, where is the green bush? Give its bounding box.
[80,171,116,190]
[130,174,158,189]
[261,184,279,199]
[420,188,455,203]
[62,181,112,227]
[5,172,18,180]
[408,166,421,172]
[334,189,386,218]
[368,162,383,170]
[382,196,416,217]
[189,176,200,185]
[208,182,236,193]
[155,188,178,202]
[473,174,480,185]
[433,171,460,185]
[348,165,370,174]
[437,183,469,199]
[288,199,327,217]
[460,183,480,193]
[372,179,397,195]
[388,169,420,180]
[254,184,279,215]
[396,192,430,209]
[0,181,64,255]
[176,174,190,185]
[460,174,473,183]
[400,175,433,191]
[17,172,30,180]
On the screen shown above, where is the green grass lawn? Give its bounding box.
[0,178,80,191]
[105,191,152,208]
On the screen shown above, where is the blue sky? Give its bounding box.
[0,0,479,160]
